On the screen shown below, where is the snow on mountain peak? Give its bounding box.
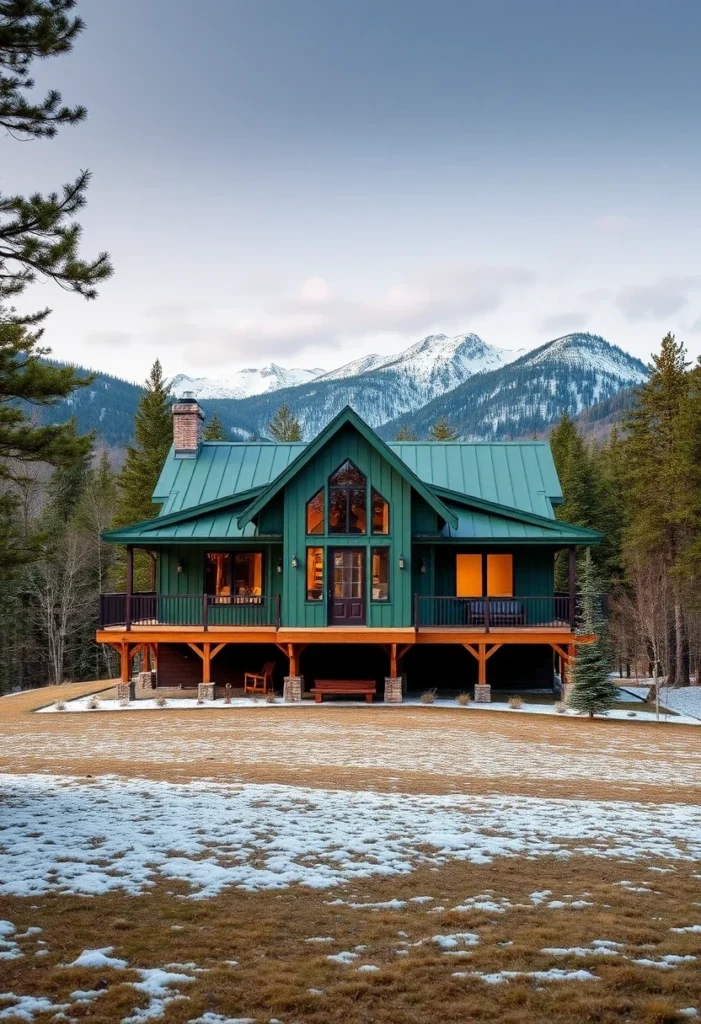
[170,364,326,400]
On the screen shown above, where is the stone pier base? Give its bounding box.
[283,676,303,702]
[136,671,156,691]
[384,676,403,703]
[116,681,135,701]
[198,683,215,701]
[474,684,491,703]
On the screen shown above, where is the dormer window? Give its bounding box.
[329,460,366,534]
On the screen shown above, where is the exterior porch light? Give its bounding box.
[420,557,427,574]
[398,553,405,570]
[276,558,283,574]
[291,554,299,569]
[177,562,183,574]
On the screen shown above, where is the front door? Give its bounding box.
[329,548,365,625]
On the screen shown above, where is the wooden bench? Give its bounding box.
[309,679,376,704]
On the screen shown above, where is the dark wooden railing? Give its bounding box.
[99,593,281,630]
[414,595,575,631]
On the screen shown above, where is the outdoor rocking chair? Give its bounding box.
[244,660,275,695]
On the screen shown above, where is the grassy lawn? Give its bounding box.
[0,682,699,1023]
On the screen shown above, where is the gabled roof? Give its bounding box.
[237,406,460,530]
[422,496,602,544]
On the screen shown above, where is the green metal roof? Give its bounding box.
[154,434,561,519]
[419,501,601,544]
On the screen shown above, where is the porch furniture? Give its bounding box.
[467,599,525,626]
[309,679,376,703]
[244,661,275,694]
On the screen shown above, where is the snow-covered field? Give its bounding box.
[1,774,700,900]
[37,693,701,725]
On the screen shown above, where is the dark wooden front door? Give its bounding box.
[329,548,365,625]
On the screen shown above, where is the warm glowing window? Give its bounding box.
[456,554,482,596]
[371,547,389,601]
[371,490,389,535]
[329,460,366,534]
[206,552,263,601]
[306,489,324,534]
[487,554,513,596]
[306,547,324,601]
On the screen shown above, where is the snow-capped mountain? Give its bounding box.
[170,363,326,401]
[380,333,648,440]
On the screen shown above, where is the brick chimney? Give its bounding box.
[172,392,204,458]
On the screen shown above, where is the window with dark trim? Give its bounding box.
[205,551,263,603]
[306,489,324,534]
[329,460,366,534]
[371,489,389,534]
[371,547,390,601]
[306,546,324,601]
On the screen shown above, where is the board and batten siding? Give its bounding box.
[282,425,413,628]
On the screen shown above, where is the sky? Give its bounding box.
[5,0,701,382]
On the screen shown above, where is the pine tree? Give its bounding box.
[115,360,172,527]
[428,416,459,441]
[567,549,618,717]
[394,425,418,441]
[268,404,302,441]
[203,411,227,440]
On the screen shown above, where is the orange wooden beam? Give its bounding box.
[187,643,205,660]
[484,643,502,661]
[210,642,227,661]
[462,643,480,660]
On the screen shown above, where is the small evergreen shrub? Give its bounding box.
[265,690,278,704]
[508,695,524,709]
[420,689,437,704]
[155,695,168,707]
[455,692,472,706]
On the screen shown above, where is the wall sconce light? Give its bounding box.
[291,554,299,569]
[177,563,184,574]
[420,558,427,575]
[398,553,405,570]
[276,558,283,574]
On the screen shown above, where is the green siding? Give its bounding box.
[424,546,555,598]
[282,424,413,628]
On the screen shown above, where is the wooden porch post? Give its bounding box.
[568,546,576,628]
[478,643,487,686]
[120,642,129,683]
[390,643,397,678]
[203,642,211,684]
[125,545,134,631]
[149,551,157,591]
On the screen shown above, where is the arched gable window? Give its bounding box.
[306,489,324,534]
[371,489,389,534]
[329,460,366,534]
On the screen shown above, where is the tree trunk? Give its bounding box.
[674,597,690,687]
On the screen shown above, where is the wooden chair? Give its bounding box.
[244,660,275,695]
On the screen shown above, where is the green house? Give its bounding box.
[99,402,601,701]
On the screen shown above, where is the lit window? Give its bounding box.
[371,547,389,601]
[371,489,389,534]
[329,460,366,534]
[456,554,482,596]
[206,552,263,602]
[487,554,513,596]
[306,547,324,601]
[306,489,324,534]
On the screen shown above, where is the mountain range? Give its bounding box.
[35,331,647,449]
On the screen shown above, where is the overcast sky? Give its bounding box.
[6,0,701,382]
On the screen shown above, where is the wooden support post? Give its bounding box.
[143,644,151,672]
[203,642,211,684]
[288,643,297,678]
[478,643,487,685]
[120,643,129,683]
[568,546,576,628]
[149,551,157,591]
[125,545,133,631]
[390,643,397,678]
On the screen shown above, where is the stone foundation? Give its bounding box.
[283,676,303,702]
[135,670,156,691]
[197,683,215,701]
[474,684,491,703]
[384,676,403,703]
[116,681,135,701]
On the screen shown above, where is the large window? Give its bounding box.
[329,460,366,534]
[205,552,263,601]
[455,553,513,596]
[306,489,324,534]
[371,547,389,601]
[306,547,324,601]
[371,489,389,534]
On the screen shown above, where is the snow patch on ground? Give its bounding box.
[657,687,701,721]
[454,968,599,984]
[1,775,701,900]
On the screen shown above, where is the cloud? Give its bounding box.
[140,263,535,365]
[538,312,589,335]
[615,276,701,322]
[594,214,632,234]
[85,329,133,347]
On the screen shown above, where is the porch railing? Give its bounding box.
[99,593,281,630]
[414,594,575,631]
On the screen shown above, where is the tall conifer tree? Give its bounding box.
[428,416,459,440]
[268,404,302,441]
[567,549,618,716]
[203,412,227,440]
